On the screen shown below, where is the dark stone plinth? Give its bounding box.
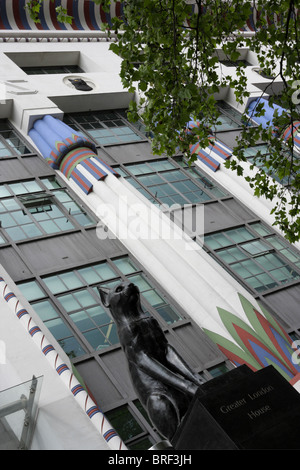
[172,365,300,450]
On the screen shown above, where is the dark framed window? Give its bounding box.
[18,256,184,359]
[117,157,227,206]
[0,120,31,157]
[204,222,300,293]
[21,65,84,75]
[243,144,299,185]
[0,177,95,242]
[214,101,250,131]
[64,111,143,146]
[219,59,252,67]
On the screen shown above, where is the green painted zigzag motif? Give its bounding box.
[203,294,300,381]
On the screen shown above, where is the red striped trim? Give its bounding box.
[71,169,92,194]
[13,0,24,29]
[197,150,220,171]
[100,5,107,23]
[67,0,78,30]
[50,0,63,30]
[83,159,106,179]
[60,148,91,175]
[84,0,95,30]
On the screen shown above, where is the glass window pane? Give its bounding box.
[1,213,16,227]
[86,306,111,326]
[43,276,65,294]
[256,272,277,290]
[58,294,81,312]
[156,305,182,324]
[0,186,11,198]
[22,224,43,238]
[73,213,94,227]
[6,226,26,241]
[148,160,175,171]
[94,263,115,281]
[70,311,94,332]
[101,323,119,345]
[271,266,300,283]
[106,406,144,442]
[250,222,272,236]
[60,272,84,290]
[83,329,109,350]
[18,281,45,301]
[58,336,86,359]
[226,227,255,243]
[2,198,20,211]
[32,300,58,321]
[46,317,73,339]
[113,258,138,275]
[73,290,96,307]
[142,289,165,307]
[39,220,59,234]
[78,266,101,284]
[205,233,232,249]
[241,240,270,255]
[128,274,152,292]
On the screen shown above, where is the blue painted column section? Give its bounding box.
[29,115,119,194]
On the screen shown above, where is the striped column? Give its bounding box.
[0,0,124,31]
[187,119,232,172]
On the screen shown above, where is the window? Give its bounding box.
[214,101,250,131]
[64,111,143,146]
[220,59,251,67]
[243,144,298,185]
[204,223,300,293]
[191,101,252,133]
[0,177,95,242]
[21,65,84,75]
[118,158,227,206]
[0,120,31,157]
[105,404,154,450]
[18,256,183,358]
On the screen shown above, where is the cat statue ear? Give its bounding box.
[97,286,110,308]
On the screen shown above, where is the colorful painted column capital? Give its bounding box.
[29,115,119,194]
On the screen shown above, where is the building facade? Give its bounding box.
[0,0,300,450]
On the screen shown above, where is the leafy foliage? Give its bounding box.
[25,0,73,24]
[25,0,300,242]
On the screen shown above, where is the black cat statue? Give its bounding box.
[98,281,203,441]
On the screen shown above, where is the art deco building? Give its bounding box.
[0,0,299,450]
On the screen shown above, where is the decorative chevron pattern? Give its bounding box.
[0,0,123,31]
[29,115,119,194]
[203,293,300,383]
[282,121,300,151]
[187,119,232,172]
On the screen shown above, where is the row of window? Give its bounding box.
[204,223,300,293]
[0,121,32,157]
[18,256,183,359]
[0,177,95,243]
[117,157,227,206]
